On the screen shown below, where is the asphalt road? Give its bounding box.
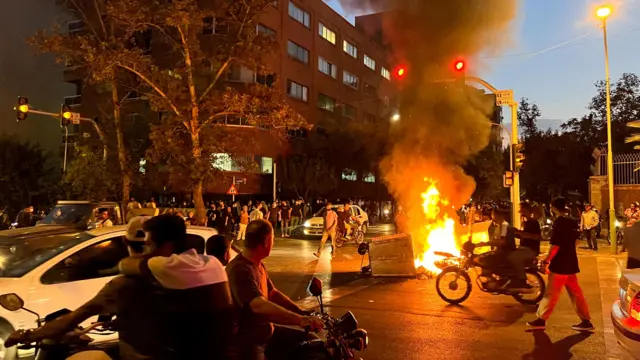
[235,224,620,360]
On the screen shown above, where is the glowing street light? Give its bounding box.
[596,5,612,18]
[596,4,616,254]
[391,113,400,122]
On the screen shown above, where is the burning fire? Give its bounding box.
[413,182,461,274]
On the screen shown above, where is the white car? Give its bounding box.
[301,205,369,237]
[0,225,237,360]
[611,269,640,358]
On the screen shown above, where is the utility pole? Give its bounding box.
[273,162,277,202]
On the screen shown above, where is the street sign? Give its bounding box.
[71,112,81,124]
[226,184,238,195]
[495,90,514,106]
[236,178,246,184]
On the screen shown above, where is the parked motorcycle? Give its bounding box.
[606,216,626,247]
[434,241,546,305]
[336,219,365,248]
[283,277,368,360]
[0,293,117,360]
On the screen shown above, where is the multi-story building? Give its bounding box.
[62,0,398,200]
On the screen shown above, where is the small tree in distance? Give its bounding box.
[104,0,305,222]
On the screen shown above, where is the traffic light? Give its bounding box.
[60,104,72,127]
[454,60,465,72]
[394,65,407,80]
[512,143,525,172]
[15,96,29,121]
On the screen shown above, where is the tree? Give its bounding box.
[518,97,542,139]
[464,144,506,200]
[63,146,119,201]
[30,0,140,211]
[103,0,305,222]
[0,137,60,215]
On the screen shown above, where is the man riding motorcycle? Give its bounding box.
[5,215,235,360]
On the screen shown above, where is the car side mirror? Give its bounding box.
[0,293,24,312]
[307,277,323,297]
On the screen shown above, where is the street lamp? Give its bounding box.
[596,4,617,254]
[391,113,400,122]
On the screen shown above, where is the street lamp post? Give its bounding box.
[597,5,617,255]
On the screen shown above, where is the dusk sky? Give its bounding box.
[327,0,640,131]
[2,0,639,152]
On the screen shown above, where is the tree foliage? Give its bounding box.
[63,146,119,201]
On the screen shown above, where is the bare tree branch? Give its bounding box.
[198,57,234,103]
[117,64,181,116]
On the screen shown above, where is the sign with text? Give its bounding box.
[71,112,81,124]
[495,90,514,106]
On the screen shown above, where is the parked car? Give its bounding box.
[297,205,369,237]
[611,269,640,358]
[38,201,124,230]
[0,225,235,360]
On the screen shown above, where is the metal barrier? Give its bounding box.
[596,152,640,185]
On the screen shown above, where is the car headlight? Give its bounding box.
[546,219,551,224]
[615,220,621,228]
[303,220,311,227]
[383,209,390,215]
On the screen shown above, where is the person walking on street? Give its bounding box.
[280,201,291,238]
[250,203,265,221]
[314,203,338,260]
[15,206,34,228]
[527,197,594,331]
[580,204,599,251]
[127,197,142,210]
[290,199,303,230]
[146,198,157,209]
[267,202,279,235]
[238,205,250,241]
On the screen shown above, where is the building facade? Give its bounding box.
[61,0,398,200]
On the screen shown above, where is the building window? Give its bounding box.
[364,55,376,71]
[343,71,358,89]
[342,104,356,119]
[363,173,375,183]
[317,93,335,112]
[287,80,308,102]
[256,73,276,87]
[343,40,357,58]
[364,113,376,123]
[287,41,309,64]
[64,95,82,107]
[318,23,336,44]
[257,24,276,36]
[261,157,273,174]
[342,169,357,181]
[288,2,310,28]
[68,20,83,34]
[212,153,233,171]
[364,83,376,98]
[318,57,337,78]
[381,67,391,80]
[227,63,255,83]
[203,17,214,34]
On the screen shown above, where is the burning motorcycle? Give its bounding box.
[0,293,117,360]
[434,241,546,305]
[280,277,368,360]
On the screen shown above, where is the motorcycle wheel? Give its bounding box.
[355,232,365,244]
[0,320,17,360]
[512,270,546,305]
[335,237,345,248]
[435,267,472,305]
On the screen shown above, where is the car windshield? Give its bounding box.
[314,206,344,217]
[0,232,94,277]
[39,204,94,226]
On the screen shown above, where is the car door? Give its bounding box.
[26,234,129,342]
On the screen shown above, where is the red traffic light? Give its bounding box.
[454,60,465,72]
[395,66,407,79]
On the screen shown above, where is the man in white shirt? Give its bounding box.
[96,209,113,228]
[580,204,599,251]
[314,202,338,260]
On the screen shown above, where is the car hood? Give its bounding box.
[0,225,81,240]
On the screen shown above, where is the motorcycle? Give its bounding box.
[283,277,368,360]
[434,241,546,305]
[335,219,365,248]
[540,217,553,241]
[607,216,626,247]
[0,293,118,360]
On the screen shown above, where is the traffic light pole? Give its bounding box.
[25,109,107,162]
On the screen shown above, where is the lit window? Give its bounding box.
[318,57,337,78]
[261,157,273,174]
[287,80,308,102]
[342,169,357,181]
[139,159,147,174]
[381,67,390,80]
[317,93,335,112]
[318,23,336,44]
[257,24,276,36]
[288,2,310,28]
[212,153,233,171]
[343,40,357,58]
[342,104,356,119]
[287,41,309,64]
[343,71,358,89]
[364,55,376,71]
[363,173,375,183]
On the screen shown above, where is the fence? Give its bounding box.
[596,152,640,185]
